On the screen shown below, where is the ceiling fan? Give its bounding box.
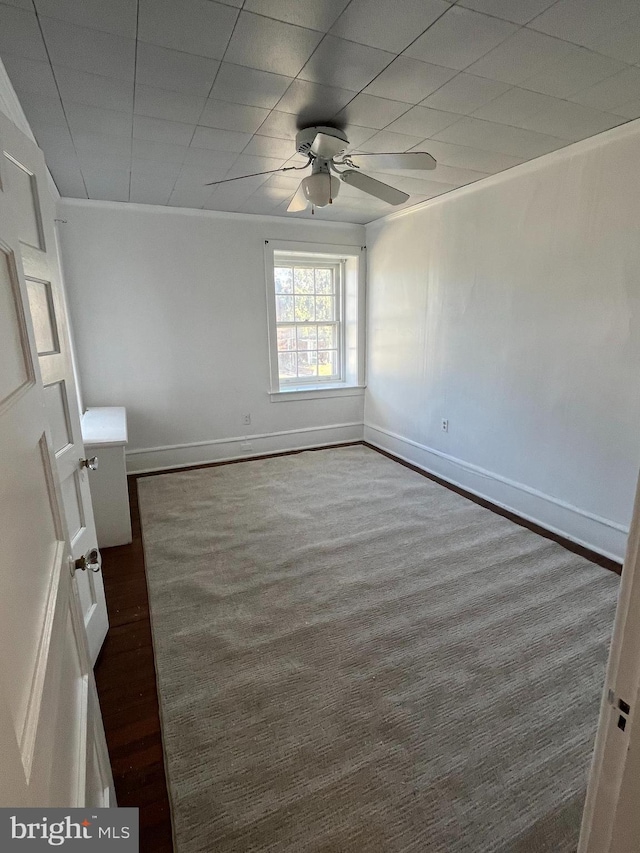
[205,125,437,213]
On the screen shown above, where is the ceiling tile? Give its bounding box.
[2,55,58,98]
[30,123,77,161]
[420,72,511,113]
[528,0,638,48]
[364,57,456,104]
[243,0,350,31]
[571,67,640,113]
[224,12,323,77]
[130,155,184,179]
[519,44,627,99]
[1,0,37,10]
[129,172,176,205]
[515,101,624,141]
[135,43,220,97]
[433,116,565,158]
[423,162,489,185]
[168,185,214,209]
[458,0,557,24]
[342,125,378,148]
[54,66,134,112]
[40,16,135,81]
[256,110,299,140]
[65,101,133,138]
[133,115,196,146]
[336,93,409,129]
[404,6,518,71]
[410,138,525,172]
[241,135,295,158]
[82,167,130,202]
[199,100,270,133]
[225,154,287,179]
[0,5,47,61]
[609,100,640,120]
[174,164,229,189]
[33,0,137,38]
[467,28,577,85]
[134,84,205,124]
[264,173,306,190]
[48,158,87,198]
[132,138,189,165]
[210,63,293,109]
[191,126,252,152]
[73,132,132,167]
[472,87,558,124]
[358,129,425,152]
[385,105,460,137]
[583,13,640,65]
[530,0,640,63]
[298,35,394,92]
[274,79,356,123]
[138,0,238,59]
[13,90,67,127]
[330,0,450,53]
[182,147,238,170]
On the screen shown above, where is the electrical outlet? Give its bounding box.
[241,441,253,452]
[441,419,449,432]
[242,414,251,426]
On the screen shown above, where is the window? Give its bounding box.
[274,259,342,385]
[265,241,365,398]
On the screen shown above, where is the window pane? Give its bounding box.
[275,267,293,294]
[315,295,334,321]
[317,324,336,349]
[318,350,337,377]
[278,351,296,379]
[277,326,296,351]
[315,268,333,294]
[294,267,314,294]
[275,294,294,322]
[294,294,314,322]
[297,350,317,377]
[296,325,317,350]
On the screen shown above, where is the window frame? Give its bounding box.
[264,240,366,398]
[273,256,345,388]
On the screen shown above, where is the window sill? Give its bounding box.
[269,385,366,403]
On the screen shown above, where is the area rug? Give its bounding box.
[137,445,619,853]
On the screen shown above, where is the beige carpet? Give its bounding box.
[137,445,619,853]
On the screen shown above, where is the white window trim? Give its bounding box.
[264,239,366,399]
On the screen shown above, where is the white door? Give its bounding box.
[0,111,114,807]
[579,469,640,852]
[0,110,108,663]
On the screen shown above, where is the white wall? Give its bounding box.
[58,201,365,472]
[365,120,640,562]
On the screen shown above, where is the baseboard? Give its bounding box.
[364,423,627,564]
[126,422,364,474]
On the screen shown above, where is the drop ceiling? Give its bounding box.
[0,0,638,224]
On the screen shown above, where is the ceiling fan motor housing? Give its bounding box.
[296,126,349,159]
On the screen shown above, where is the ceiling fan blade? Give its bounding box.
[339,170,409,206]
[287,180,308,212]
[346,152,437,171]
[311,132,348,160]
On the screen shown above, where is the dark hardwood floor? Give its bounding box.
[93,444,621,852]
[94,477,173,852]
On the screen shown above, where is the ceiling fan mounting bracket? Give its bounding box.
[295,126,348,159]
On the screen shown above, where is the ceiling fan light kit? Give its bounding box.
[205,125,438,216]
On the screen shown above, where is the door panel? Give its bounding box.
[0,105,113,808]
[1,113,109,664]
